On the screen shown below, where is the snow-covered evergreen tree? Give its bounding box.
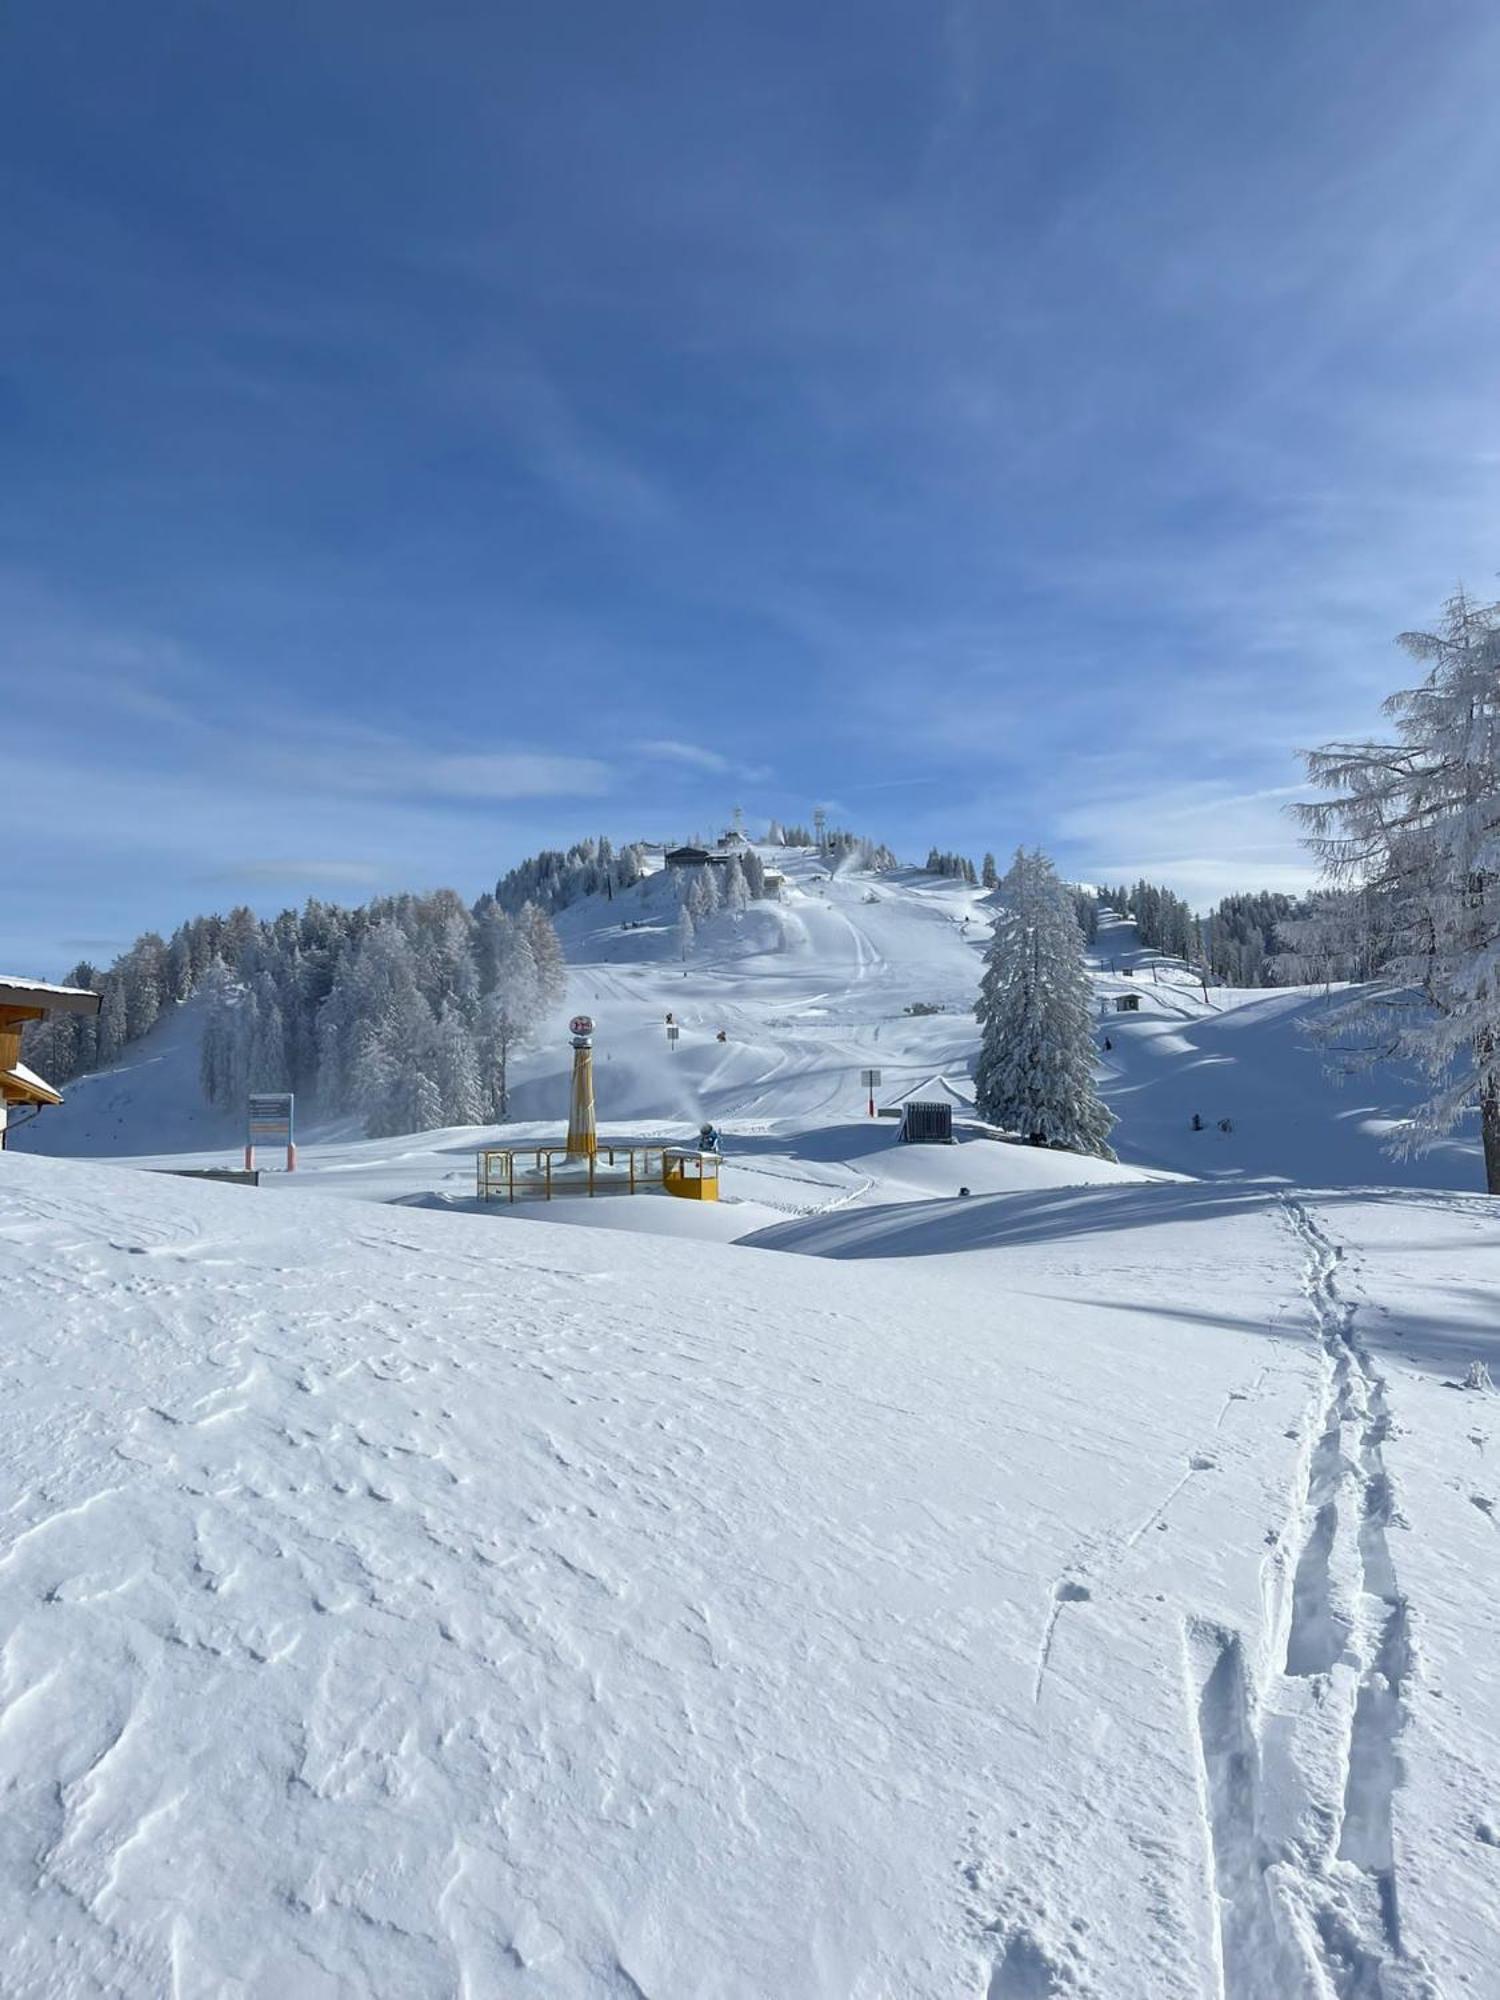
[685,866,717,921]
[723,854,750,913]
[96,979,128,1066]
[926,848,977,883]
[1292,587,1500,1190]
[1071,889,1099,945]
[245,971,289,1091]
[974,848,1114,1157]
[493,836,644,917]
[20,859,566,1141]
[392,1060,445,1136]
[431,1004,486,1124]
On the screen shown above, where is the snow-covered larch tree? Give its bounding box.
[478,914,540,1119]
[1292,587,1500,1191]
[519,901,567,1010]
[974,847,1115,1157]
[198,962,242,1108]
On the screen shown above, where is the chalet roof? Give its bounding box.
[1,1060,63,1108]
[0,976,102,1017]
[881,1071,975,1109]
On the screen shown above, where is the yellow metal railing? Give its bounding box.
[475,1144,667,1203]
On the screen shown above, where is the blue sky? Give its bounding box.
[4,1,1499,970]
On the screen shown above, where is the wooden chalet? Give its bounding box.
[0,976,102,1147]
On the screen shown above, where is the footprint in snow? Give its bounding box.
[988,1930,1064,1998]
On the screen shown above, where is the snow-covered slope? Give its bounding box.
[18,856,1483,1198]
[3,1151,1494,1996]
[509,849,993,1129]
[12,988,243,1161]
[1089,912,1483,1189]
[5,857,1498,1993]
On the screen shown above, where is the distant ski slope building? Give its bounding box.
[0,976,101,1147]
[665,843,744,870]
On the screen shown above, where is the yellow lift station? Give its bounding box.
[662,1147,720,1201]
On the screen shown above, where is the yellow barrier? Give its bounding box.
[475,1144,665,1202]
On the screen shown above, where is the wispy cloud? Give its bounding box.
[635,738,731,773]
[1054,778,1321,909]
[253,730,614,803]
[7,0,1500,963]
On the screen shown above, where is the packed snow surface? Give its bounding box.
[3,1157,1497,1995]
[5,853,1498,1992]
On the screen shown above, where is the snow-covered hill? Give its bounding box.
[5,852,1498,1993]
[12,987,245,1161]
[1087,912,1483,1188]
[18,850,1483,1200]
[2,1150,1494,1996]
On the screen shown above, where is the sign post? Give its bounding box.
[860,1067,882,1117]
[246,1091,295,1173]
[667,1023,680,1052]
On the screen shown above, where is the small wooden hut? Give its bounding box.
[899,1100,954,1145]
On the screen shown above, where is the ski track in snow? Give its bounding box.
[1183,1198,1436,2000]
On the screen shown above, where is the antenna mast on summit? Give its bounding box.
[813,806,827,854]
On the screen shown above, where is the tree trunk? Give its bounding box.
[1482,1067,1500,1195]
